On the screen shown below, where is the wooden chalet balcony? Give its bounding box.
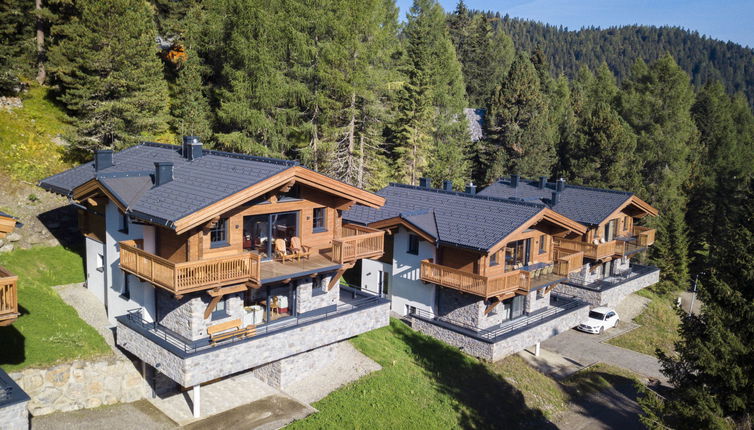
[332,224,385,264]
[0,266,19,326]
[119,240,262,295]
[554,248,584,275]
[633,226,656,247]
[420,260,530,299]
[553,238,620,260]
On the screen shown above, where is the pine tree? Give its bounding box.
[397,0,470,187]
[392,67,434,185]
[47,0,170,157]
[484,52,555,181]
[0,0,34,93]
[619,55,698,289]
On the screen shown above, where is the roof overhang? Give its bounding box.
[595,195,659,227]
[368,216,437,244]
[488,208,587,254]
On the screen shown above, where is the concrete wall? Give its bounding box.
[556,268,660,308]
[360,258,390,296]
[412,303,589,362]
[0,401,28,430]
[155,289,245,341]
[117,300,390,387]
[389,227,436,316]
[9,357,149,416]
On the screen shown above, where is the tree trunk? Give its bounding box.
[346,91,356,183]
[35,0,45,84]
[357,132,364,189]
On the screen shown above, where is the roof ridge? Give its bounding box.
[496,177,633,196]
[388,183,546,209]
[139,141,299,167]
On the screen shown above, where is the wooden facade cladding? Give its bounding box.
[0,216,16,239]
[553,225,657,261]
[119,240,262,295]
[0,266,19,326]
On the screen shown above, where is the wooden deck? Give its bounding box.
[260,253,341,282]
[0,266,19,326]
[420,260,527,299]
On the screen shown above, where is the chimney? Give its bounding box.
[442,180,453,191]
[465,182,477,195]
[551,191,559,205]
[154,162,174,186]
[94,149,113,171]
[510,174,519,188]
[556,178,566,192]
[538,176,547,189]
[183,136,203,161]
[419,177,431,188]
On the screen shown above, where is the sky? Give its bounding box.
[395,0,754,48]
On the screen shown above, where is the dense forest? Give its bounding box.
[492,16,754,107]
[1,0,753,428]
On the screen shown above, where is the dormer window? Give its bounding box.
[210,218,228,248]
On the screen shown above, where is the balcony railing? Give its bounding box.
[553,237,620,260]
[119,240,261,295]
[420,260,529,298]
[332,224,385,264]
[0,266,18,326]
[554,248,584,275]
[633,226,656,247]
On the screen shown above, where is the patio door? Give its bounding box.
[243,212,298,261]
[506,239,531,269]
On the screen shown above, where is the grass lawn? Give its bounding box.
[0,85,73,182]
[288,319,566,429]
[607,289,681,356]
[0,245,111,372]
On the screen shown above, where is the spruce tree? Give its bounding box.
[619,55,697,289]
[0,0,34,93]
[484,52,555,181]
[48,0,169,157]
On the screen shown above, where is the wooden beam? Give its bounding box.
[327,263,354,291]
[484,299,501,315]
[245,280,261,289]
[334,200,356,211]
[207,284,247,297]
[280,179,296,193]
[204,295,222,319]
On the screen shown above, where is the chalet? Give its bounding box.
[38,137,390,418]
[478,175,660,307]
[344,180,592,361]
[0,211,22,326]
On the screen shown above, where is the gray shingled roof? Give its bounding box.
[39,142,296,227]
[477,178,633,226]
[344,184,544,251]
[464,108,485,142]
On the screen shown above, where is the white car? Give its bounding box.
[577,307,619,334]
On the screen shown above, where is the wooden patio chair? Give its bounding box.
[275,238,295,263]
[289,236,311,261]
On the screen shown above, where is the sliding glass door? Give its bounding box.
[243,211,299,260]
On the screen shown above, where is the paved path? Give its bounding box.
[32,400,175,430]
[54,282,119,353]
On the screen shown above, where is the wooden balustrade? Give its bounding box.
[119,241,261,295]
[332,224,385,264]
[553,238,618,260]
[633,226,656,247]
[554,249,584,275]
[420,260,528,298]
[0,266,19,326]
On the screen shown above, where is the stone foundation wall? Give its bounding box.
[0,401,28,430]
[118,300,390,387]
[526,290,551,314]
[437,289,482,328]
[9,357,149,416]
[555,268,660,308]
[156,289,244,341]
[412,303,589,362]
[252,342,338,389]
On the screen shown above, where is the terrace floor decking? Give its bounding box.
[260,253,341,284]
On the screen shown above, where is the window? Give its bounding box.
[489,252,499,266]
[538,235,546,254]
[212,297,228,320]
[311,276,326,296]
[406,305,417,315]
[210,218,228,247]
[624,216,629,231]
[279,184,301,201]
[121,274,131,299]
[96,253,104,273]
[407,234,419,255]
[118,212,129,234]
[312,207,326,233]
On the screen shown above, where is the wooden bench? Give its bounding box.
[207,318,256,345]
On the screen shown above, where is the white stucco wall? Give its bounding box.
[389,227,437,316]
[360,259,390,296]
[85,237,105,304]
[98,200,156,323]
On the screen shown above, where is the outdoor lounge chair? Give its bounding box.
[275,238,296,263]
[289,236,312,261]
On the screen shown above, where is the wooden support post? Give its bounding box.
[204,295,222,320]
[192,384,201,418]
[327,263,354,291]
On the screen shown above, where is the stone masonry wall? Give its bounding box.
[9,357,149,416]
[118,300,390,387]
[412,303,589,362]
[296,276,337,314]
[555,268,660,308]
[437,289,482,328]
[526,290,551,314]
[0,401,28,430]
[156,289,244,341]
[252,342,339,389]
